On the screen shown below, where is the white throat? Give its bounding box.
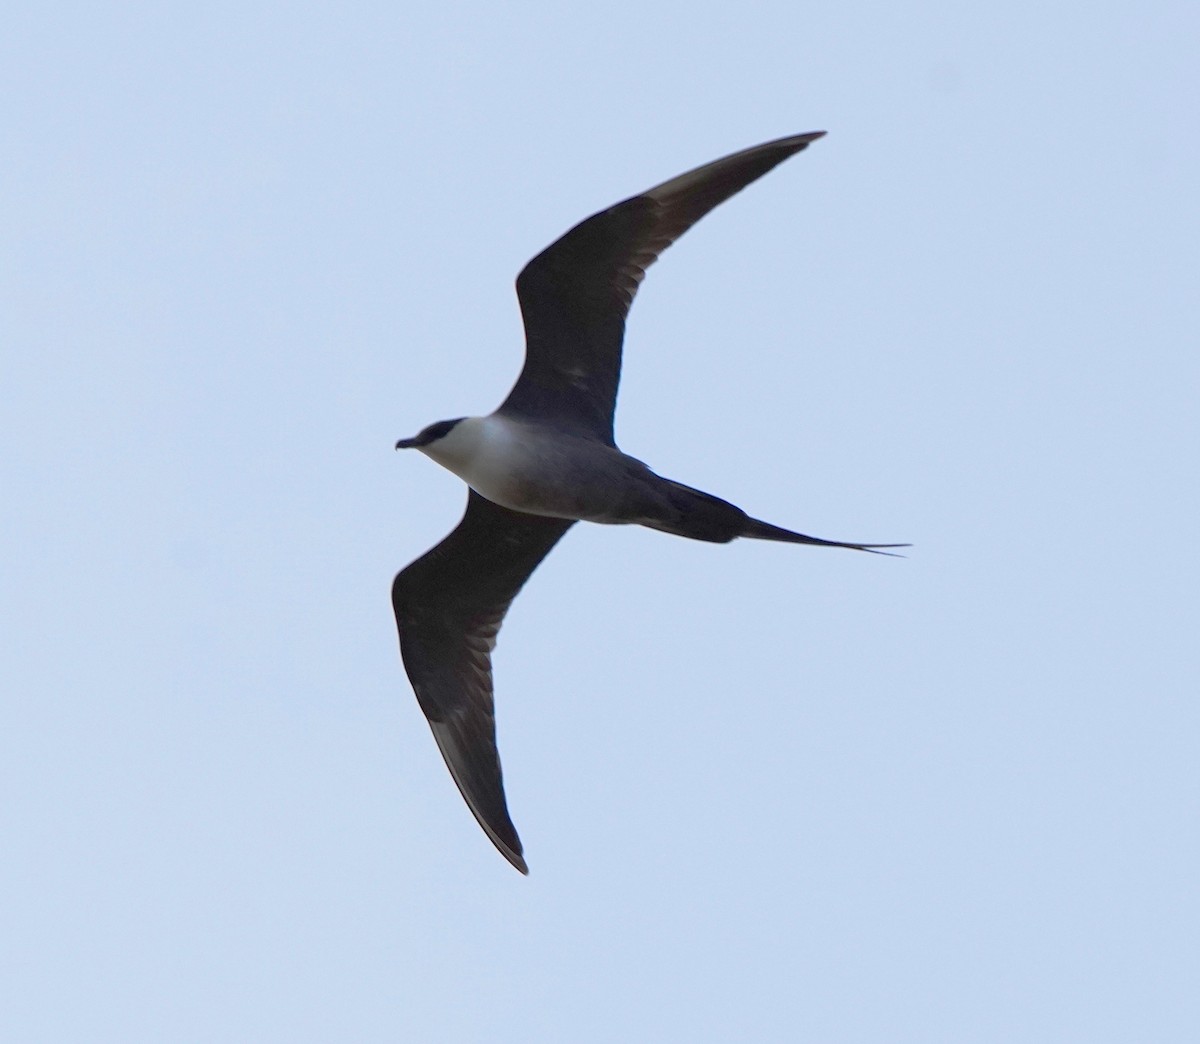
[419,415,524,494]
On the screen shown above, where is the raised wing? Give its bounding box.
[392,491,575,873]
[500,131,826,443]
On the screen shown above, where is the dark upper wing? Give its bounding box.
[500,131,826,444]
[392,490,575,873]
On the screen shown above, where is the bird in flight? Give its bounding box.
[393,132,903,872]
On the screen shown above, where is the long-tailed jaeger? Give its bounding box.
[392,132,904,873]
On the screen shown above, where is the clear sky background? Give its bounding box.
[3,2,1198,1041]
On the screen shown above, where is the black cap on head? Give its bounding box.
[395,417,465,450]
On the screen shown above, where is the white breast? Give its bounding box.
[419,415,533,509]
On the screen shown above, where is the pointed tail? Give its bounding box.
[740,516,909,556]
[646,479,908,555]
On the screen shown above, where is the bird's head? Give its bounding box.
[395,417,466,451]
[395,416,485,483]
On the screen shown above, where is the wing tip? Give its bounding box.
[427,719,531,874]
[486,822,530,875]
[480,820,529,874]
[643,130,828,207]
[763,130,827,153]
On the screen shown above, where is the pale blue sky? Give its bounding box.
[3,2,1198,1041]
